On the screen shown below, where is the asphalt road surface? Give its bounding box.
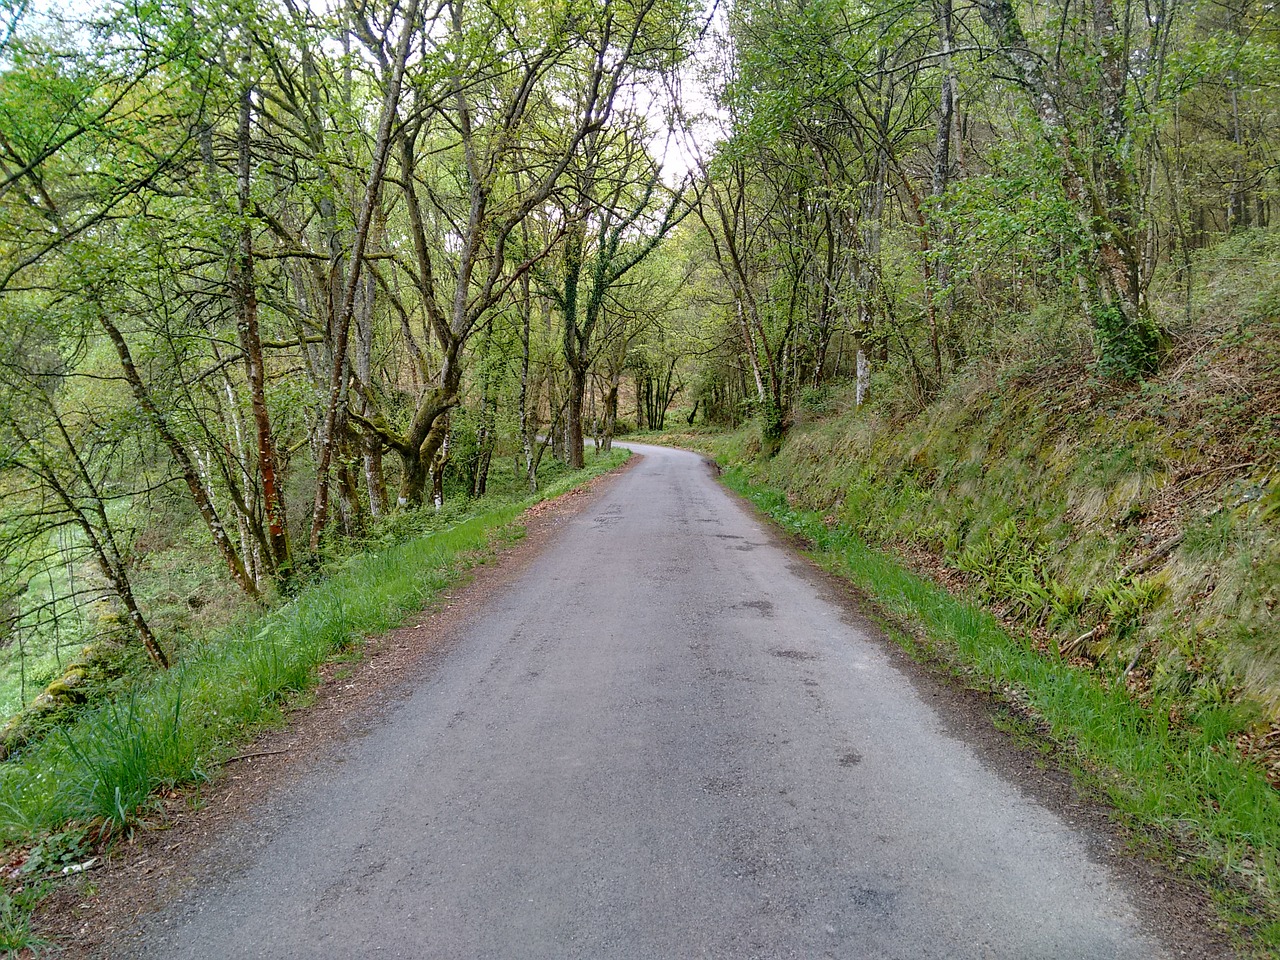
[126,443,1176,959]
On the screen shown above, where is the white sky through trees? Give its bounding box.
[20,0,722,182]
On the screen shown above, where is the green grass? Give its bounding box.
[0,449,626,851]
[0,880,51,957]
[0,564,94,721]
[721,465,1280,953]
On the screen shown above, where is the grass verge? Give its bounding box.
[721,465,1280,954]
[0,450,627,949]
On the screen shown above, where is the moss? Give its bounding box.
[0,644,148,762]
[42,670,87,703]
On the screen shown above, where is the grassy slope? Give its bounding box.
[738,350,1278,717]
[718,468,1280,949]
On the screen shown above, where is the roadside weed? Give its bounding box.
[0,882,51,957]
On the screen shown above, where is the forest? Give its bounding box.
[0,0,1276,770]
[0,0,1278,948]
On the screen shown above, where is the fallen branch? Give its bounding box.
[223,748,289,765]
[1118,642,1146,686]
[1119,532,1186,580]
[1176,461,1258,489]
[1061,622,1107,658]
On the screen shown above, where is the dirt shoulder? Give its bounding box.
[30,460,635,959]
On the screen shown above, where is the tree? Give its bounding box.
[552,115,690,468]
[351,0,693,503]
[0,290,169,667]
[972,0,1168,375]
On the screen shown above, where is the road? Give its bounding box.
[125,443,1175,959]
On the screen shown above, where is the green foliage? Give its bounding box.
[1092,576,1165,641]
[0,643,152,763]
[1093,304,1163,379]
[753,399,785,453]
[0,880,52,957]
[796,385,834,415]
[18,828,92,879]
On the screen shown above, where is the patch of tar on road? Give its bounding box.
[849,885,898,915]
[701,666,762,685]
[701,774,744,796]
[591,504,624,529]
[772,648,819,662]
[711,532,765,552]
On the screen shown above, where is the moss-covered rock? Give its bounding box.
[0,643,144,761]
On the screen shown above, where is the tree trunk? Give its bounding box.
[396,391,453,506]
[399,450,430,509]
[352,264,388,518]
[98,312,260,600]
[656,359,679,429]
[856,337,871,408]
[517,275,537,491]
[602,377,619,452]
[364,434,388,518]
[337,460,363,536]
[391,332,464,506]
[310,0,420,548]
[472,365,497,498]
[566,364,587,469]
[549,373,566,462]
[13,422,168,669]
[931,0,962,366]
[975,0,1159,375]
[430,416,450,510]
[233,74,290,575]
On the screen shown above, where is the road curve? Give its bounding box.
[125,443,1174,959]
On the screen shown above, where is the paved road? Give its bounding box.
[128,443,1172,959]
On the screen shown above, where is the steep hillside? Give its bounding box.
[692,230,1280,770]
